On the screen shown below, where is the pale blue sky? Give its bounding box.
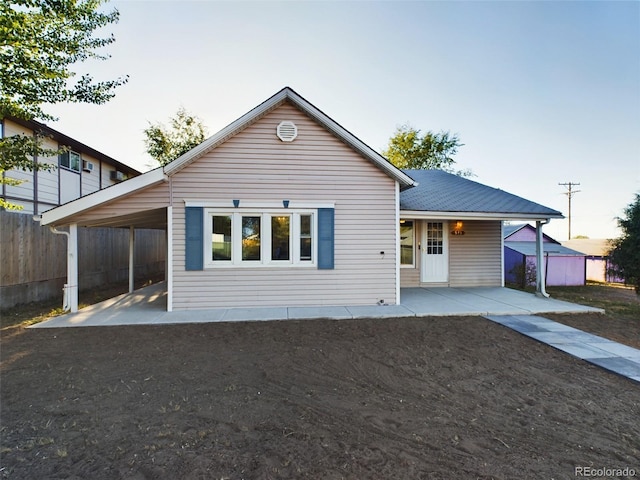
[48,0,640,240]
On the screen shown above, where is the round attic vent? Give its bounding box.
[276,121,298,142]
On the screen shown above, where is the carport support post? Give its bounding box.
[68,224,79,312]
[129,226,135,293]
[535,220,550,298]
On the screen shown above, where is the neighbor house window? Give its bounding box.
[205,209,315,267]
[60,151,81,172]
[400,220,415,266]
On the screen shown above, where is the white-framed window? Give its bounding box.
[205,209,316,267]
[400,219,415,267]
[60,150,81,172]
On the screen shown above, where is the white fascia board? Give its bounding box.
[40,168,168,226]
[400,210,564,221]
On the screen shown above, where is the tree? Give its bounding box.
[143,108,208,166]
[383,124,471,176]
[1,0,127,209]
[608,193,640,293]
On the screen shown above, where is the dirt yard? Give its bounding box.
[1,316,638,479]
[546,284,640,350]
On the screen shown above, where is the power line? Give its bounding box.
[559,182,581,240]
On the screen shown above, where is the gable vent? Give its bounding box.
[276,121,298,142]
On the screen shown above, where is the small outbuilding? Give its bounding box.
[562,239,623,283]
[504,224,586,287]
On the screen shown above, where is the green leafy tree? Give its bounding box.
[383,124,471,176]
[1,0,127,209]
[144,108,208,166]
[608,193,640,293]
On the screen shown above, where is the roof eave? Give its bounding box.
[6,116,141,175]
[39,168,168,226]
[400,210,564,221]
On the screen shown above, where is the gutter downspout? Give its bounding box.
[49,224,79,312]
[535,219,550,298]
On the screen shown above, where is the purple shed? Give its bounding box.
[504,224,586,287]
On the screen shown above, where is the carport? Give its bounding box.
[38,168,170,312]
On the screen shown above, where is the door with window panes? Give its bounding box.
[420,221,448,283]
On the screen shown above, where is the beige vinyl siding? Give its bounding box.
[36,136,60,212]
[400,266,420,288]
[449,220,502,287]
[171,103,398,309]
[400,219,503,287]
[72,182,170,225]
[81,153,100,196]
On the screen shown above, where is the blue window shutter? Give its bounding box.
[317,208,335,269]
[185,207,204,271]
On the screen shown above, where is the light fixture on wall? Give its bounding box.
[451,221,465,236]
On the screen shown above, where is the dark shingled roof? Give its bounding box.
[400,170,563,217]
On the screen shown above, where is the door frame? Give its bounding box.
[420,220,449,283]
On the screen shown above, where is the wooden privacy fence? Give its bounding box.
[0,210,166,308]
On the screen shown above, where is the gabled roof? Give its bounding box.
[503,223,559,243]
[503,223,527,238]
[164,86,416,189]
[504,242,585,257]
[40,87,415,227]
[400,170,563,220]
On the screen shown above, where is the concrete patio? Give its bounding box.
[32,282,603,328]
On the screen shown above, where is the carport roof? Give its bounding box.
[400,170,563,220]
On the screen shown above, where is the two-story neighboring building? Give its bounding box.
[1,117,164,309]
[1,116,140,214]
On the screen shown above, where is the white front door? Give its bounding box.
[421,221,449,283]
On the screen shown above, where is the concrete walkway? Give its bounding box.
[31,282,603,328]
[486,315,640,383]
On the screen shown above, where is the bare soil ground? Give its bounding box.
[545,284,640,349]
[1,316,639,479]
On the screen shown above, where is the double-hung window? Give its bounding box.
[205,210,315,267]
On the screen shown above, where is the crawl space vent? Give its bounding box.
[276,121,298,142]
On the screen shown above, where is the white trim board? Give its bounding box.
[40,168,168,226]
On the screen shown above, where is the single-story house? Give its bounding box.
[1,116,140,215]
[503,224,586,286]
[38,87,563,312]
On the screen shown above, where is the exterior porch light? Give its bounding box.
[451,221,465,236]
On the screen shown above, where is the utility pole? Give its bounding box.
[559,182,581,240]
